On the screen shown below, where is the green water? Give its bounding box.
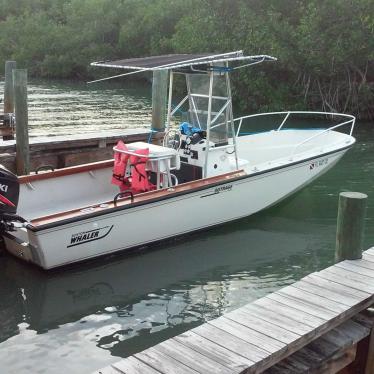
[0,80,373,373]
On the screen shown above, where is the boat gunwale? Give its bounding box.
[28,169,246,230]
[26,143,353,233]
[18,159,114,184]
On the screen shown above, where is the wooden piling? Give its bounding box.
[13,69,30,175]
[365,327,374,374]
[151,70,168,142]
[335,192,367,262]
[4,61,16,114]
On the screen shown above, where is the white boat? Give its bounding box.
[0,51,356,269]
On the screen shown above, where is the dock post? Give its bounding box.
[365,326,374,374]
[151,70,168,143]
[13,69,30,175]
[4,61,16,114]
[335,192,367,262]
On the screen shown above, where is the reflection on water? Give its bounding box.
[0,81,373,373]
[0,80,152,137]
[0,217,327,373]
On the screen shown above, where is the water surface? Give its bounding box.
[0,80,373,373]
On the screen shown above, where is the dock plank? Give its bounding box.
[95,249,374,374]
[292,279,361,307]
[157,339,234,374]
[346,258,374,270]
[303,273,372,300]
[225,307,300,344]
[209,315,286,354]
[265,315,370,374]
[242,302,315,335]
[135,347,199,374]
[174,331,253,371]
[323,266,374,292]
[192,321,269,365]
[254,296,327,327]
[266,291,338,320]
[315,269,374,294]
[277,285,347,314]
[336,260,374,278]
[113,357,162,374]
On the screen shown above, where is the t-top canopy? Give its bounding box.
[91,51,276,71]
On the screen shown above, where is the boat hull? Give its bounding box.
[4,149,347,269]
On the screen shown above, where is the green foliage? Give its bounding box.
[0,0,372,118]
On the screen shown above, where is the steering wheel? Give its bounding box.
[163,128,181,150]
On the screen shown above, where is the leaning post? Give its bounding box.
[151,70,168,144]
[335,192,367,262]
[13,69,30,175]
[4,61,16,114]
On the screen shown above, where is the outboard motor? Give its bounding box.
[0,166,25,233]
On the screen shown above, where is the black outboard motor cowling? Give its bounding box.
[0,166,19,214]
[0,166,24,233]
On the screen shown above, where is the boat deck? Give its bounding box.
[95,248,374,374]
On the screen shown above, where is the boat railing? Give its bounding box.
[234,111,356,158]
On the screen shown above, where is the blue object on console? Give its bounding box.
[179,122,201,136]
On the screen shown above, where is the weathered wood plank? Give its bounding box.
[336,319,370,342]
[174,330,252,371]
[255,296,327,327]
[323,266,374,292]
[336,260,374,278]
[278,285,347,314]
[113,357,162,374]
[265,315,370,374]
[283,346,325,371]
[242,302,315,335]
[307,335,340,359]
[292,279,363,307]
[267,291,338,320]
[315,345,357,374]
[304,273,372,300]
[224,308,300,344]
[209,316,286,355]
[157,339,234,374]
[346,258,374,270]
[192,322,268,365]
[316,269,374,295]
[135,347,199,374]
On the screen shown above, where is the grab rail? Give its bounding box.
[289,118,354,158]
[234,111,356,159]
[235,111,356,137]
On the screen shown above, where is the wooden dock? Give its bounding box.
[95,248,374,374]
[0,129,162,173]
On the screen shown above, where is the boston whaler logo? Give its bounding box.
[68,225,113,247]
